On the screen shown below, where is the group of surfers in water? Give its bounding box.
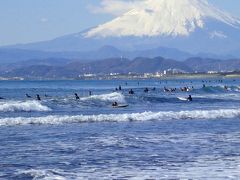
[0,84,198,108]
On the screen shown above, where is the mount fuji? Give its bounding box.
[4,0,240,57]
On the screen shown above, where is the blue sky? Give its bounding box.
[0,0,240,46]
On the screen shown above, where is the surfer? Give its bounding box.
[0,96,4,100]
[26,94,31,98]
[89,91,92,96]
[36,94,41,101]
[144,88,149,93]
[119,85,122,91]
[164,87,170,92]
[75,93,80,100]
[112,102,118,107]
[129,89,134,95]
[187,95,193,101]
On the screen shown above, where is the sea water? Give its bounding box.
[0,79,240,179]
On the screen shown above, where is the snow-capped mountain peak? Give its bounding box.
[84,0,240,38]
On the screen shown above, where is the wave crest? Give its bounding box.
[0,101,51,112]
[80,92,126,103]
[0,109,239,126]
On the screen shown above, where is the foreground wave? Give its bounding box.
[0,109,240,126]
[0,100,51,112]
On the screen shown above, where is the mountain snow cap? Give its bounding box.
[85,0,240,38]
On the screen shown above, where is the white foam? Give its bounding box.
[0,100,51,112]
[80,92,126,103]
[0,109,239,126]
[16,156,240,179]
[17,169,69,180]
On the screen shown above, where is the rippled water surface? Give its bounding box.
[0,79,240,179]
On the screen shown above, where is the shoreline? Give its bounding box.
[0,73,240,81]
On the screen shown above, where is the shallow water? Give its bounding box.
[0,79,240,179]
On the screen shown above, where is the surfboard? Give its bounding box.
[177,97,188,101]
[112,104,129,108]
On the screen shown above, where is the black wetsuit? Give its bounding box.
[144,88,149,93]
[129,89,134,94]
[75,93,80,100]
[187,95,192,101]
[112,102,118,107]
[36,94,41,101]
[26,94,31,98]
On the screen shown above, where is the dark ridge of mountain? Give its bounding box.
[64,57,192,74]
[127,57,192,73]
[3,65,80,79]
[1,57,190,78]
[185,57,240,72]
[3,56,240,79]
[126,47,192,61]
[65,58,131,74]
[0,45,193,64]
[0,48,103,64]
[0,58,72,73]
[0,49,60,64]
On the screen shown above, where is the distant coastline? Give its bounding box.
[1,72,240,81]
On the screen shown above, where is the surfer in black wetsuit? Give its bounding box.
[36,94,41,101]
[26,94,31,98]
[187,95,192,101]
[129,89,134,95]
[89,91,92,96]
[119,85,122,91]
[144,88,149,93]
[112,102,118,107]
[0,96,4,100]
[75,93,80,100]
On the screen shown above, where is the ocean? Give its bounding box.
[0,79,240,179]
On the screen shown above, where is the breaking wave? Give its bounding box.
[0,109,239,126]
[80,92,126,103]
[16,169,71,180]
[193,86,240,93]
[0,101,51,112]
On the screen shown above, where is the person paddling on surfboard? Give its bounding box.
[36,94,41,101]
[89,91,92,96]
[26,94,31,98]
[144,88,149,93]
[187,95,192,101]
[75,93,80,100]
[112,102,118,107]
[129,89,134,95]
